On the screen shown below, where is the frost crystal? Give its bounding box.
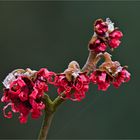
[113,66,123,76]
[3,69,37,89]
[106,18,114,32]
[72,71,79,78]
[3,73,16,89]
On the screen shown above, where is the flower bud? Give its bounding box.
[89,38,107,53]
[94,19,108,36]
[109,39,121,48]
[109,30,123,39]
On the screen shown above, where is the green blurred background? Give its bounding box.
[0,1,139,139]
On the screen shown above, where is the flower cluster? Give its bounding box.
[54,73,89,101]
[90,54,130,91]
[89,18,123,53]
[1,68,55,123]
[54,61,90,101]
[1,18,131,125]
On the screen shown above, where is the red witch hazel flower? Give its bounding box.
[89,18,123,53]
[90,53,130,91]
[54,61,90,101]
[1,68,55,123]
[94,19,108,36]
[0,18,131,140]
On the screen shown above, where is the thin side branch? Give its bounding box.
[53,93,65,111]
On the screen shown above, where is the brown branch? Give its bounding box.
[82,51,103,74]
[38,93,65,140]
[38,110,54,140]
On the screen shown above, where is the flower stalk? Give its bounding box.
[38,110,54,140]
[38,94,65,140]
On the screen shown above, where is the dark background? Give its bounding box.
[0,1,139,139]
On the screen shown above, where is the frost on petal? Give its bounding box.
[3,73,16,89]
[112,66,123,76]
[106,18,114,32]
[72,71,79,78]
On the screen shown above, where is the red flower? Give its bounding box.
[92,19,123,51]
[54,73,89,101]
[90,71,111,91]
[109,30,123,40]
[108,30,123,48]
[1,76,45,123]
[1,68,55,123]
[36,68,56,84]
[90,68,130,91]
[108,39,121,48]
[112,69,130,88]
[95,19,108,36]
[89,38,107,53]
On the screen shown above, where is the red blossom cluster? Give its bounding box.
[1,18,131,124]
[90,59,130,91]
[89,18,123,53]
[54,73,89,101]
[53,61,90,101]
[1,68,55,123]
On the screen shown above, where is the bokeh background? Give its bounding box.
[0,1,139,139]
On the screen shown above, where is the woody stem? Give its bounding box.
[38,94,65,140]
[38,110,54,140]
[82,51,103,73]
